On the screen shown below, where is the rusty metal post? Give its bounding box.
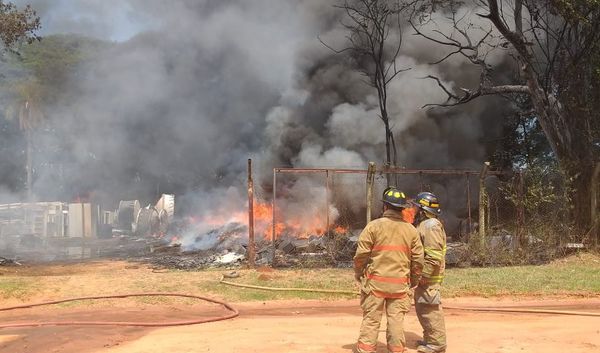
[366,162,376,224]
[325,170,330,236]
[247,159,255,268]
[516,171,525,248]
[479,162,490,245]
[81,202,86,259]
[271,169,277,265]
[466,173,472,237]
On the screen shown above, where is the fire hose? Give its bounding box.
[1,284,597,330]
[218,277,600,317]
[0,293,239,329]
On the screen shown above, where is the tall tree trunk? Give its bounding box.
[556,135,596,234]
[523,64,595,233]
[390,131,399,186]
[384,117,392,186]
[568,165,593,233]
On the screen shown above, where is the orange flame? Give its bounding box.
[334,226,347,234]
[402,207,417,224]
[193,200,349,241]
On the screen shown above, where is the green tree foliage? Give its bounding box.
[0,33,110,197]
[0,1,40,49]
[408,0,600,232]
[15,34,109,104]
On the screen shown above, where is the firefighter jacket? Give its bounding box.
[416,217,446,284]
[353,209,424,298]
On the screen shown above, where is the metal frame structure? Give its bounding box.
[262,164,518,265]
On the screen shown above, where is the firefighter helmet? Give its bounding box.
[413,191,442,215]
[382,187,410,209]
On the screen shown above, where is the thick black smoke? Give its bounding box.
[3,1,513,226]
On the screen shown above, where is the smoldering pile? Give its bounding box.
[143,219,359,270]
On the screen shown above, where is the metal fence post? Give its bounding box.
[466,173,472,239]
[247,159,255,268]
[325,170,330,236]
[271,169,277,265]
[516,171,525,249]
[366,162,376,223]
[479,162,490,245]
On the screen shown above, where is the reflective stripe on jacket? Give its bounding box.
[416,217,446,284]
[354,209,424,297]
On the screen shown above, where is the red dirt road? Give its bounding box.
[1,298,599,353]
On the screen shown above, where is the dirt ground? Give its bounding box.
[1,298,599,353]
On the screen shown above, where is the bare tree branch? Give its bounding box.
[322,0,409,184]
[421,75,530,108]
[406,0,600,229]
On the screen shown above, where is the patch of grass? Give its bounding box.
[443,252,600,297]
[1,254,598,307]
[0,278,36,299]
[209,253,600,301]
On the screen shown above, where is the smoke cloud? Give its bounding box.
[2,0,515,234]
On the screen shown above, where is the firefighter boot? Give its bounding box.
[417,343,446,353]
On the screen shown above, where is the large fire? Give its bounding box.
[188,201,418,243]
[189,201,348,241]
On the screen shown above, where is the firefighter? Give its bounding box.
[412,192,447,353]
[354,187,424,353]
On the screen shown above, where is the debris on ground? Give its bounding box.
[0,256,21,266]
[445,242,470,267]
[0,218,474,270]
[222,271,240,279]
[215,252,245,265]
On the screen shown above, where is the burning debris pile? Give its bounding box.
[143,201,359,270]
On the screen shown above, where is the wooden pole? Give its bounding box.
[247,159,255,268]
[479,162,490,245]
[366,162,376,224]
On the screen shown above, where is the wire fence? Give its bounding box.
[262,166,523,267]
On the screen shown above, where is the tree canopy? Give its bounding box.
[0,1,40,49]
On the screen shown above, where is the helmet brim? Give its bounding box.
[382,200,411,208]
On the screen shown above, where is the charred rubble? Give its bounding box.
[144,219,360,270]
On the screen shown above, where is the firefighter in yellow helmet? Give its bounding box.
[353,187,424,353]
[412,192,447,353]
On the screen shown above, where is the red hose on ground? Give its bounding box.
[0,293,239,329]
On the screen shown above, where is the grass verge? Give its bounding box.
[0,278,37,299]
[0,252,597,307]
